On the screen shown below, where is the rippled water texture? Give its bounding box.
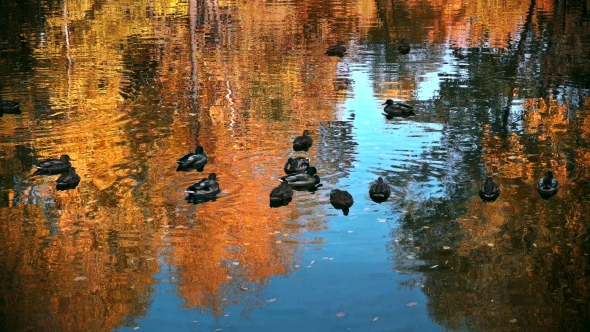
[1,0,590,331]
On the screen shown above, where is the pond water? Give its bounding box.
[1,0,590,331]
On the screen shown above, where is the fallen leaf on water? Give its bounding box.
[74,276,87,281]
[443,246,450,250]
[50,112,64,117]
[487,243,494,247]
[275,240,282,244]
[372,317,378,321]
[134,327,139,330]
[503,202,510,206]
[232,262,240,266]
[347,231,354,233]
[295,265,300,268]
[509,319,517,323]
[175,225,188,229]
[310,260,315,265]
[335,312,346,318]
[214,329,222,331]
[378,219,386,223]
[322,257,330,260]
[406,302,418,307]
[430,265,438,269]
[266,298,277,303]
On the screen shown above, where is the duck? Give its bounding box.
[398,38,411,55]
[325,41,346,57]
[186,173,220,203]
[479,177,500,202]
[34,154,72,174]
[369,177,391,203]
[293,130,313,151]
[284,157,310,175]
[279,166,321,189]
[537,171,558,196]
[56,167,81,190]
[382,99,415,117]
[0,100,20,113]
[269,180,294,207]
[177,146,208,171]
[330,189,354,216]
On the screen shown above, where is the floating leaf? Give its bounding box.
[134,327,139,330]
[372,317,378,321]
[74,276,87,281]
[275,240,282,243]
[430,265,439,269]
[266,298,277,303]
[335,312,346,318]
[295,265,300,268]
[443,246,450,250]
[406,302,418,307]
[509,319,517,323]
[378,219,386,223]
[487,243,494,247]
[232,262,240,266]
[322,257,330,260]
[347,231,354,233]
[310,260,315,265]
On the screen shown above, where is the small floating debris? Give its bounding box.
[335,312,346,318]
[443,246,451,250]
[74,276,87,281]
[266,298,277,303]
[372,317,379,321]
[406,302,418,307]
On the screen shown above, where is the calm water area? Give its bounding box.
[1,0,590,331]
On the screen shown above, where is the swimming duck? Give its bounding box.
[0,100,20,113]
[479,177,500,202]
[34,154,72,174]
[177,146,208,171]
[537,171,558,197]
[325,41,346,57]
[56,167,81,190]
[293,130,313,151]
[382,99,415,117]
[369,177,391,203]
[330,189,354,216]
[398,38,411,55]
[279,166,321,189]
[284,157,310,175]
[186,173,220,203]
[269,180,294,207]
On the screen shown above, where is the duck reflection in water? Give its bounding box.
[537,170,558,199]
[479,177,500,202]
[369,177,391,203]
[330,189,354,216]
[176,146,208,172]
[56,167,81,191]
[279,166,321,192]
[33,154,73,175]
[269,180,294,208]
[185,173,220,203]
[292,130,313,151]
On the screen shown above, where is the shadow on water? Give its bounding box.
[1,0,590,331]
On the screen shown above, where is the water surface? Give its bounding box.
[1,0,590,331]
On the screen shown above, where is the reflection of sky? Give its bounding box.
[118,60,447,332]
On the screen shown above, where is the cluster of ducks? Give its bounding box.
[268,130,394,216]
[32,155,81,190]
[478,171,559,202]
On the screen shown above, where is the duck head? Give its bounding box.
[195,146,204,154]
[382,99,394,106]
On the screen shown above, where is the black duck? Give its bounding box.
[284,157,310,175]
[34,154,72,174]
[325,41,346,57]
[537,171,558,198]
[369,177,391,203]
[398,38,411,55]
[479,177,500,202]
[330,189,354,216]
[293,130,313,151]
[177,146,208,171]
[186,173,220,203]
[382,99,415,117]
[279,166,321,190]
[269,180,294,207]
